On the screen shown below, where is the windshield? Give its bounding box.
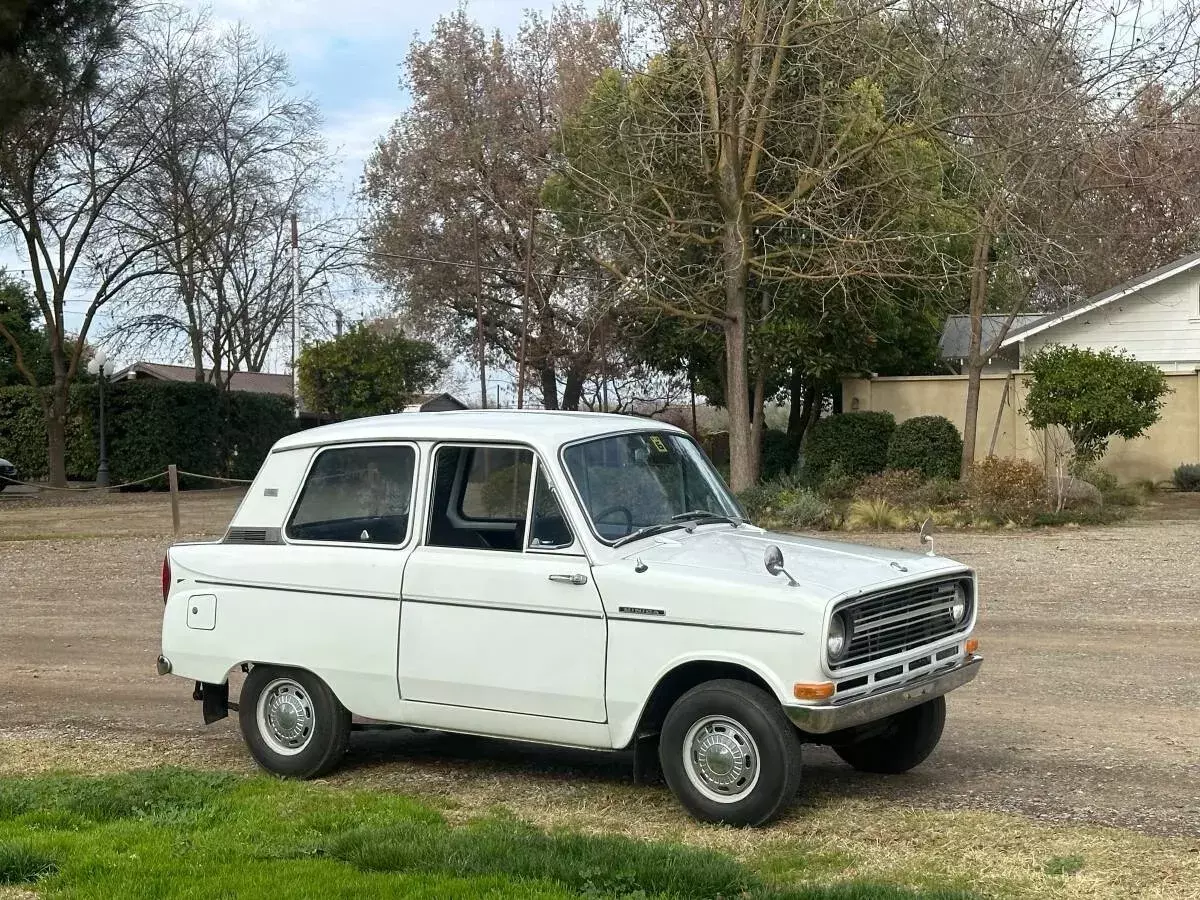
[562,431,742,544]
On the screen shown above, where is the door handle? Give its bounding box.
[548,573,588,585]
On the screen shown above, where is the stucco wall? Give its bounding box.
[842,371,1200,482]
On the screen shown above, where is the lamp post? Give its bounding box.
[87,350,115,488]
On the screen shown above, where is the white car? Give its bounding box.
[158,411,981,825]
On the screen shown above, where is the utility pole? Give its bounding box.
[474,221,487,408]
[516,208,534,409]
[290,211,300,419]
[335,309,343,338]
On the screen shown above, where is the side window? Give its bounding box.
[460,447,533,520]
[528,467,574,550]
[286,445,416,545]
[428,445,534,552]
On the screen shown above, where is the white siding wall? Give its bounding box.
[1020,269,1200,372]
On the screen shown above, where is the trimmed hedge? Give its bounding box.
[0,385,97,481]
[887,415,963,480]
[804,412,895,479]
[0,380,296,486]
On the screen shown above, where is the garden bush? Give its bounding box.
[815,459,858,500]
[967,456,1046,524]
[887,415,962,480]
[224,391,297,480]
[804,411,895,480]
[1173,463,1200,492]
[853,469,924,506]
[774,488,832,530]
[910,477,967,507]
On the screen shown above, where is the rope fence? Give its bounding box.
[1,464,253,537]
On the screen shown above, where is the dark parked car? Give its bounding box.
[0,457,18,490]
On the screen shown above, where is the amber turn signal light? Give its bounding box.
[965,638,980,655]
[793,682,835,701]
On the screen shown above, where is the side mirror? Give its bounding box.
[919,518,935,556]
[764,545,797,586]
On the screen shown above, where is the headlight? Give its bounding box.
[827,611,849,661]
[949,583,968,623]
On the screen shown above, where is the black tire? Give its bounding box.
[659,679,803,826]
[238,665,351,779]
[834,696,946,774]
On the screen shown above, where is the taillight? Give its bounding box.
[161,555,171,604]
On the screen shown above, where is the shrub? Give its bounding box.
[1023,345,1170,467]
[853,469,924,506]
[804,411,895,480]
[774,488,832,530]
[967,456,1046,524]
[1174,463,1200,492]
[887,416,963,480]
[911,477,967,507]
[735,482,774,521]
[759,428,796,481]
[844,498,907,531]
[815,459,858,500]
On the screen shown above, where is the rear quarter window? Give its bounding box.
[286,444,416,545]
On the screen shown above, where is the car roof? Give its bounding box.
[272,409,687,454]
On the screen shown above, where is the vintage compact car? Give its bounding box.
[158,411,981,825]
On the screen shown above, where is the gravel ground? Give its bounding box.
[1,491,1198,840]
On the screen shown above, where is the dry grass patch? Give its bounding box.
[2,734,1194,900]
[0,491,240,540]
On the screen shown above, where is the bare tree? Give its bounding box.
[363,4,623,410]
[106,10,357,387]
[0,5,177,486]
[938,0,1200,471]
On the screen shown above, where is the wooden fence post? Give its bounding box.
[168,465,181,538]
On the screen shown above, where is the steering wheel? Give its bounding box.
[592,504,634,536]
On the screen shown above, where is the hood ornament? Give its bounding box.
[763,545,798,587]
[919,518,935,556]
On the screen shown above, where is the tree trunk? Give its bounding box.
[539,366,559,410]
[720,194,757,491]
[961,227,992,476]
[46,378,69,488]
[561,367,585,411]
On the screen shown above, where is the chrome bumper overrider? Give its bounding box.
[785,654,983,734]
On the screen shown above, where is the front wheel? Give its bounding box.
[238,665,351,779]
[659,679,803,826]
[833,696,945,774]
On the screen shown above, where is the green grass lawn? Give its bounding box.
[0,769,973,900]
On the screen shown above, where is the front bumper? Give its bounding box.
[785,654,982,734]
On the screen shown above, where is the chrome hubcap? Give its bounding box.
[256,678,314,756]
[682,715,760,803]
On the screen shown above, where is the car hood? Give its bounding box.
[620,525,967,600]
[0,457,13,467]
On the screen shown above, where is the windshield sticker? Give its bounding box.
[648,435,669,453]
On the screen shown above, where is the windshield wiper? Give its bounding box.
[612,522,687,547]
[671,510,743,531]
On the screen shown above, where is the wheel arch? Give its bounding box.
[618,658,783,750]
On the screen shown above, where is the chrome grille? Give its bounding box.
[831,577,971,670]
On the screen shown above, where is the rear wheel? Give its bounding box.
[238,665,351,778]
[834,696,945,774]
[659,679,803,826]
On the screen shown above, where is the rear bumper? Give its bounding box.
[785,654,982,734]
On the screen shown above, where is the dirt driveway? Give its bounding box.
[2,491,1198,838]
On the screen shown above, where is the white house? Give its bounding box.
[999,250,1200,372]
